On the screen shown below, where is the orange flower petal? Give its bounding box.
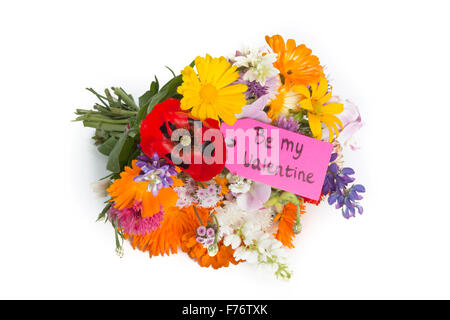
[274,202,306,248]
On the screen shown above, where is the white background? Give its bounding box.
[1,0,449,299]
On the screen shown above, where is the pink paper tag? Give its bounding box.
[221,119,333,200]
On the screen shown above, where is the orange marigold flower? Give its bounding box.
[265,34,323,89]
[274,202,306,248]
[125,205,209,257]
[106,160,183,218]
[267,85,301,120]
[181,231,240,269]
[214,175,230,196]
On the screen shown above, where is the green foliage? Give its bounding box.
[136,74,183,123]
[74,66,187,175]
[96,202,112,222]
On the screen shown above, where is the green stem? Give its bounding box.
[211,214,220,244]
[113,87,139,111]
[192,206,204,226]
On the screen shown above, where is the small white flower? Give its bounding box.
[90,179,111,198]
[229,180,251,194]
[198,195,221,208]
[224,234,242,249]
[226,173,245,184]
[231,48,279,85]
[234,247,258,263]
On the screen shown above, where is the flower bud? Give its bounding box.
[208,244,219,257]
[293,223,302,234]
[115,246,124,258]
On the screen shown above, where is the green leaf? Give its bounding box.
[106,129,137,173]
[106,130,129,173]
[137,78,160,122]
[118,136,135,169]
[139,77,159,108]
[97,136,118,156]
[97,203,112,222]
[165,66,176,77]
[148,75,183,109]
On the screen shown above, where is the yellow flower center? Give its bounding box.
[312,100,323,115]
[200,84,218,104]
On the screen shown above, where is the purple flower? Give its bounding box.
[245,80,267,99]
[276,114,299,132]
[206,184,218,196]
[235,76,280,124]
[196,237,205,244]
[197,225,207,237]
[133,153,177,196]
[323,154,365,219]
[196,188,208,199]
[206,227,215,238]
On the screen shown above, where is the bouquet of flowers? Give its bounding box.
[75,35,365,279]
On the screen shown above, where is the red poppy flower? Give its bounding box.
[140,98,226,181]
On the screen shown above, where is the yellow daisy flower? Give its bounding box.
[294,77,344,142]
[177,54,248,125]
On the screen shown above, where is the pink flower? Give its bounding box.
[236,181,272,211]
[235,76,280,124]
[324,97,363,150]
[108,201,163,236]
[236,95,272,124]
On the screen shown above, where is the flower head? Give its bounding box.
[336,98,363,150]
[231,48,279,85]
[266,34,323,89]
[125,205,210,257]
[177,54,248,125]
[181,231,240,269]
[294,77,344,142]
[107,160,182,218]
[133,153,177,196]
[236,94,272,124]
[273,202,306,248]
[108,201,163,236]
[323,156,365,219]
[174,178,223,209]
[235,181,272,212]
[90,178,111,198]
[139,98,226,181]
[276,114,299,132]
[267,86,301,119]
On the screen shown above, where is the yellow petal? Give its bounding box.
[217,84,248,96]
[218,108,237,125]
[292,85,311,99]
[318,91,332,105]
[299,98,313,111]
[322,114,343,130]
[308,112,322,140]
[322,103,344,114]
[313,77,328,100]
[310,82,318,97]
[323,122,335,143]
